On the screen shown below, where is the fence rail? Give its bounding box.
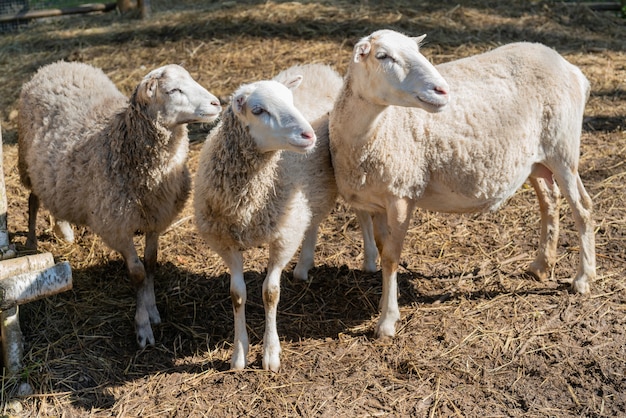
[0,0,149,28]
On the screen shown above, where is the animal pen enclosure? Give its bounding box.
[0,0,149,28]
[0,0,625,416]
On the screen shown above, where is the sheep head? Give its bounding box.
[133,64,221,127]
[231,78,316,153]
[351,29,449,112]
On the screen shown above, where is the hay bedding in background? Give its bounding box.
[1,0,625,416]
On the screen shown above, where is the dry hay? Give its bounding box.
[1,0,625,416]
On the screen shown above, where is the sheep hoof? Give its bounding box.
[293,263,311,281]
[262,337,281,372]
[231,351,247,370]
[53,220,74,243]
[375,319,397,339]
[25,238,37,251]
[136,325,155,348]
[361,260,378,273]
[571,277,590,294]
[527,261,550,282]
[230,362,245,371]
[262,353,281,373]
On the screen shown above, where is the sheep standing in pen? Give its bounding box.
[18,61,222,347]
[272,64,379,273]
[329,29,596,339]
[194,64,365,372]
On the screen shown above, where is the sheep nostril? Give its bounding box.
[434,86,448,95]
[301,131,315,140]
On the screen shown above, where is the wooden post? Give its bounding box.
[0,253,55,279]
[1,306,22,373]
[0,3,117,23]
[0,258,72,373]
[0,125,16,261]
[0,262,72,310]
[0,125,73,374]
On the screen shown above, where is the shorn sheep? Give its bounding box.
[18,61,221,347]
[329,29,596,339]
[273,64,379,273]
[194,64,351,371]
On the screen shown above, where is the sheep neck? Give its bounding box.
[106,103,188,193]
[330,74,387,144]
[210,108,281,216]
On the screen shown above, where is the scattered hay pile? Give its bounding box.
[1,0,625,416]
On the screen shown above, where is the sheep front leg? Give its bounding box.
[374,198,414,339]
[131,231,161,348]
[554,171,596,294]
[262,264,283,372]
[264,237,301,372]
[222,250,248,370]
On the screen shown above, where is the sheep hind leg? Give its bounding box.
[25,192,39,250]
[142,231,161,325]
[292,221,319,281]
[527,175,560,282]
[553,170,596,294]
[51,218,74,243]
[355,209,379,273]
[113,237,153,347]
[222,250,248,370]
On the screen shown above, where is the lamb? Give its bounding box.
[18,61,221,347]
[328,29,596,339]
[194,63,350,372]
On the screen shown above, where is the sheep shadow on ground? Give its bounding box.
[8,203,585,412]
[11,236,592,413]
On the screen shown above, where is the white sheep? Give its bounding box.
[194,64,348,372]
[18,61,221,347]
[329,29,596,339]
[273,63,379,273]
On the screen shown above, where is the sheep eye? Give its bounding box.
[376,52,394,62]
[167,88,182,95]
[251,107,266,116]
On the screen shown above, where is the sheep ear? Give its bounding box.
[282,75,303,91]
[132,78,153,105]
[233,92,248,114]
[412,34,427,46]
[354,40,371,63]
[135,77,158,105]
[144,77,159,99]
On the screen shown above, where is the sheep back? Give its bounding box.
[18,61,125,189]
[332,42,589,213]
[273,63,343,122]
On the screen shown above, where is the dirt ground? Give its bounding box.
[1,0,625,416]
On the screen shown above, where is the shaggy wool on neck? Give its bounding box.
[106,99,187,196]
[201,107,284,247]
